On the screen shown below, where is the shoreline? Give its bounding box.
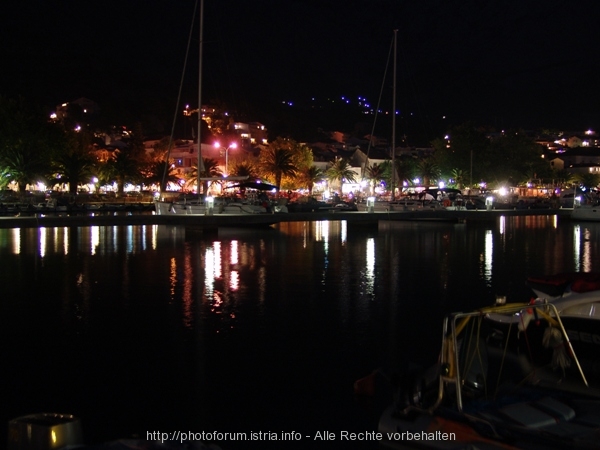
[0,208,574,230]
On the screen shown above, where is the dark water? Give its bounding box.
[1,215,600,449]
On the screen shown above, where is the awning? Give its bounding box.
[227,180,277,191]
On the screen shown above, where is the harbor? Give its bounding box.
[1,209,596,449]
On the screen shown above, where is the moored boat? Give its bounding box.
[358,302,600,449]
[571,203,600,221]
[491,273,600,359]
[154,195,224,215]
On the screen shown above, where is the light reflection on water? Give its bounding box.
[1,217,600,446]
[2,218,600,328]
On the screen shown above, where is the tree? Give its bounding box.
[298,165,324,194]
[450,168,467,189]
[486,130,546,188]
[417,158,441,187]
[0,167,10,189]
[552,169,575,187]
[142,159,180,192]
[186,157,221,194]
[150,136,174,161]
[365,163,386,195]
[282,141,313,189]
[229,160,259,179]
[574,173,600,191]
[394,157,417,190]
[258,137,298,190]
[127,122,147,161]
[100,149,141,195]
[0,148,48,193]
[50,130,94,195]
[436,122,490,188]
[326,156,356,192]
[0,96,64,194]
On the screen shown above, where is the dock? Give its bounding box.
[0,207,574,231]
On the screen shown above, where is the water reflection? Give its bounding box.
[2,218,600,445]
[483,229,493,286]
[573,224,594,273]
[364,238,375,296]
[3,218,600,340]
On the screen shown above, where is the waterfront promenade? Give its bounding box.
[0,207,574,230]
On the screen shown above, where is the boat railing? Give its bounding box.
[443,302,587,413]
[394,302,589,419]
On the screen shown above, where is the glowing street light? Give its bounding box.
[214,142,237,176]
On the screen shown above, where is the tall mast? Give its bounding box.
[391,29,397,201]
[196,0,204,195]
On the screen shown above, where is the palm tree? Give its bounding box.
[51,151,94,195]
[186,157,221,194]
[574,173,600,191]
[365,163,386,195]
[229,160,258,179]
[299,165,324,195]
[259,144,298,191]
[50,131,95,195]
[450,168,466,189]
[0,167,10,189]
[553,169,575,188]
[394,157,417,190]
[326,156,356,192]
[0,96,64,194]
[100,149,141,196]
[143,159,180,192]
[418,158,441,187]
[0,148,47,194]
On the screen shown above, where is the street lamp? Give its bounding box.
[214,142,237,177]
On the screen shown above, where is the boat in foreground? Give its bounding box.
[363,302,600,449]
[523,273,600,367]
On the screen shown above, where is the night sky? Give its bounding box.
[2,0,599,143]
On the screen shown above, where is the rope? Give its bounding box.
[361,35,394,180]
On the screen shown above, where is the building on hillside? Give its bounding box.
[228,121,269,148]
[143,137,261,181]
[547,147,600,175]
[54,97,100,120]
[349,147,390,172]
[536,130,598,150]
[144,140,220,178]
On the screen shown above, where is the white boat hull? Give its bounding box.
[572,205,600,221]
[222,203,266,214]
[155,200,222,215]
[155,200,287,215]
[382,200,446,212]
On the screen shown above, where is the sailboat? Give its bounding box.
[154,0,212,215]
[153,2,277,216]
[363,31,444,213]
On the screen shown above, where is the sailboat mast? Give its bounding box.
[196,0,204,195]
[391,29,397,201]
